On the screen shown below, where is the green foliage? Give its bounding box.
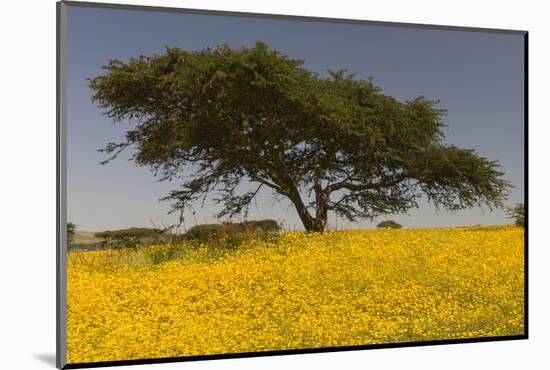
[95,227,167,247]
[90,42,510,232]
[67,222,76,243]
[95,227,165,239]
[377,220,402,229]
[506,203,525,227]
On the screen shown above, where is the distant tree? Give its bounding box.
[377,220,402,229]
[507,203,525,227]
[67,222,76,243]
[89,42,510,232]
[95,227,167,247]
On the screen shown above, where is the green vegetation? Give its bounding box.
[95,227,168,248]
[377,220,402,229]
[507,203,525,227]
[185,219,281,248]
[67,220,281,251]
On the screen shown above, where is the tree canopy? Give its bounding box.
[94,227,166,240]
[377,220,402,229]
[89,42,510,232]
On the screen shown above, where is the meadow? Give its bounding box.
[66,225,524,363]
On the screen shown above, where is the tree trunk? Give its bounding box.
[310,216,327,232]
[291,169,329,233]
[291,200,314,231]
[292,201,327,232]
[281,170,329,232]
[311,168,328,232]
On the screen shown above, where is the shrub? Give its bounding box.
[377,220,402,229]
[185,219,281,248]
[95,227,167,247]
[185,224,233,242]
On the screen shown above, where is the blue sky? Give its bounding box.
[66,5,525,231]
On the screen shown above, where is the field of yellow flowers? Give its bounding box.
[67,225,524,363]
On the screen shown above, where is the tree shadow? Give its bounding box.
[34,353,56,367]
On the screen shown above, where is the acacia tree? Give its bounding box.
[89,42,510,232]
